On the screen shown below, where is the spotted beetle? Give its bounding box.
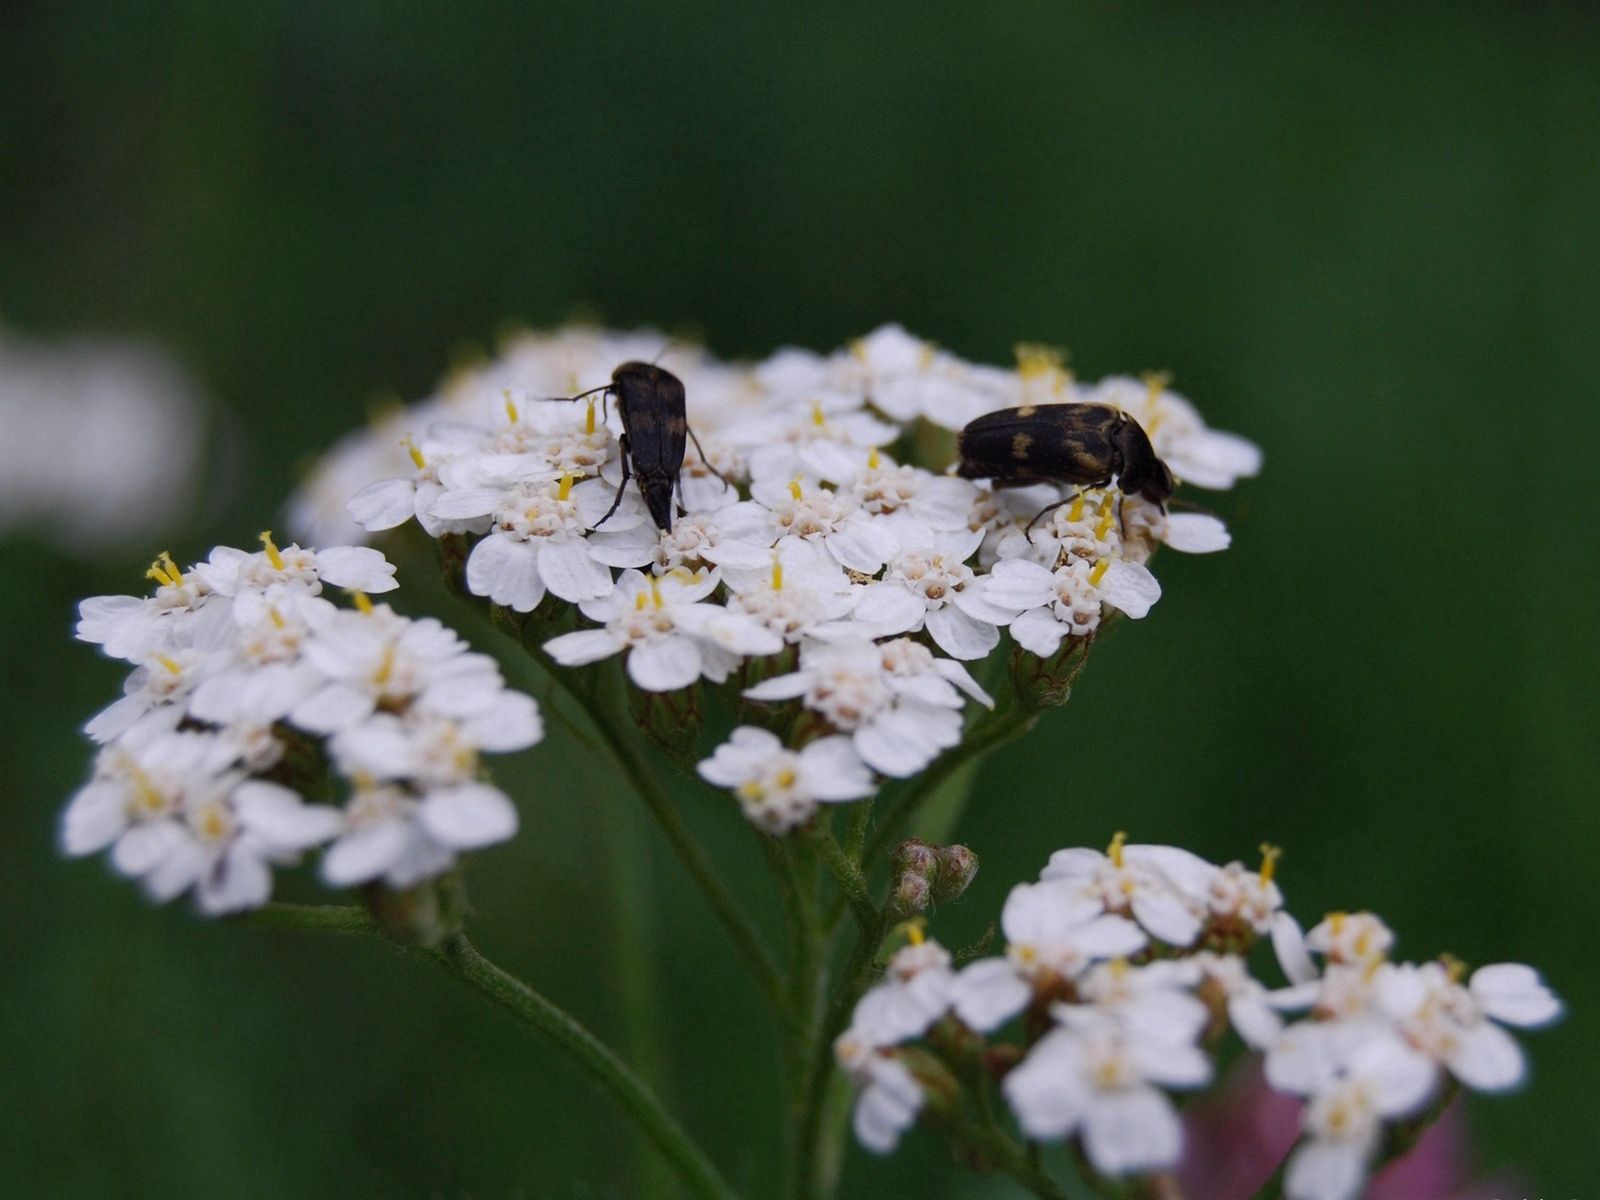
[955,403,1174,527]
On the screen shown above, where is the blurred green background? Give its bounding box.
[3,2,1596,1196]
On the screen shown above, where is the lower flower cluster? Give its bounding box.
[836,835,1561,1200]
[62,535,543,913]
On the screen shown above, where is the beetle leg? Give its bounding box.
[595,434,632,529]
[685,424,731,488]
[1025,494,1077,540]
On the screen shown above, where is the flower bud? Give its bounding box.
[888,871,931,921]
[364,872,467,949]
[1010,632,1093,708]
[931,844,978,903]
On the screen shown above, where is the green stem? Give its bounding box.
[812,822,876,935]
[245,905,740,1200]
[938,1115,1070,1200]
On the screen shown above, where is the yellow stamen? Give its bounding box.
[737,781,765,801]
[896,916,927,946]
[649,576,664,609]
[585,397,596,435]
[1067,494,1086,523]
[258,531,286,571]
[1089,558,1111,587]
[1094,492,1117,540]
[1258,843,1282,889]
[349,590,374,615]
[352,771,377,793]
[771,553,784,592]
[788,476,804,501]
[145,555,176,589]
[557,472,574,502]
[774,767,797,789]
[810,400,826,427]
[1107,830,1127,868]
[635,590,649,612]
[1015,343,1067,382]
[401,434,426,470]
[867,446,881,471]
[1440,952,1467,984]
[154,653,183,675]
[1141,371,1171,435]
[1328,911,1347,935]
[503,390,520,424]
[268,606,286,629]
[1108,956,1129,978]
[372,645,395,687]
[849,338,868,363]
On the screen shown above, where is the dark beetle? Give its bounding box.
[561,361,719,534]
[956,403,1174,520]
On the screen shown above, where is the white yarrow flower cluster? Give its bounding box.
[837,835,1561,1195]
[313,325,1259,834]
[63,534,543,911]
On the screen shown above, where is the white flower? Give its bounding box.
[59,731,338,914]
[1267,1024,1438,1200]
[697,727,874,834]
[721,541,862,644]
[84,647,214,744]
[725,395,899,486]
[1373,959,1562,1092]
[436,475,624,612]
[321,779,519,889]
[1305,911,1395,968]
[981,555,1162,657]
[723,478,899,575]
[949,880,1145,1032]
[1039,836,1219,948]
[743,636,991,778]
[0,327,203,552]
[331,695,544,787]
[1002,1014,1209,1174]
[587,506,772,574]
[194,531,397,598]
[292,601,508,734]
[1192,951,1294,1049]
[186,590,335,727]
[848,522,1013,660]
[1203,847,1286,937]
[843,451,981,532]
[544,569,782,692]
[834,933,956,1155]
[76,551,230,663]
[1074,958,1209,1046]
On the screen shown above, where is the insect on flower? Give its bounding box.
[556,362,725,534]
[955,403,1174,530]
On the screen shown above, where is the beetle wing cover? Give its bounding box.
[614,363,689,479]
[958,404,1118,485]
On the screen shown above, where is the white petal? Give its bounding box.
[981,559,1056,611]
[925,606,999,660]
[1285,1140,1369,1200]
[290,684,376,734]
[1003,1034,1088,1139]
[950,959,1031,1033]
[321,819,410,887]
[418,783,518,849]
[1162,512,1231,553]
[1447,1021,1526,1092]
[851,582,926,635]
[1130,889,1202,947]
[537,537,613,603]
[428,486,507,520]
[60,783,127,855]
[823,522,895,574]
[798,736,877,802]
[234,781,342,850]
[543,628,622,667]
[1470,963,1563,1027]
[1082,1088,1181,1176]
[466,535,547,612]
[627,636,704,692]
[1271,911,1319,986]
[1100,560,1161,619]
[347,478,419,531]
[315,546,398,593]
[1009,607,1067,657]
[112,821,186,877]
[196,845,274,914]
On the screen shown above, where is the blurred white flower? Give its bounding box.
[696,726,874,833]
[0,326,204,552]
